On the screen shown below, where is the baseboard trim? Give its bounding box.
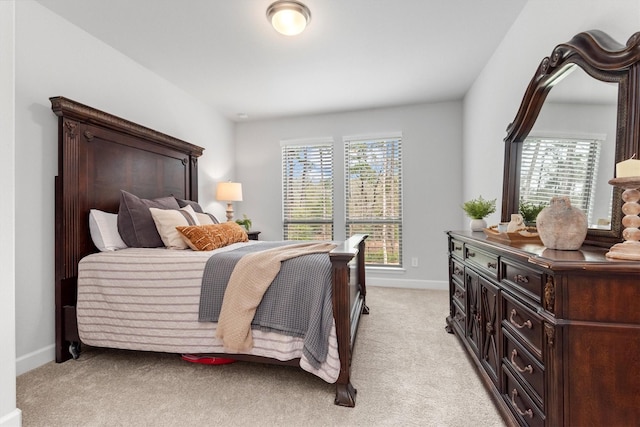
[367,278,447,291]
[0,408,22,427]
[16,344,54,376]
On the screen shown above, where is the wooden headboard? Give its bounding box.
[51,96,205,362]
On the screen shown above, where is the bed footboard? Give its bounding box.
[329,234,368,407]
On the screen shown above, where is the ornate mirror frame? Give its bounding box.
[502,30,640,247]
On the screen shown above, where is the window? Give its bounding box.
[520,136,602,224]
[345,134,403,267]
[281,138,334,240]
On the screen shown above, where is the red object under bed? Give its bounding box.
[181,354,237,365]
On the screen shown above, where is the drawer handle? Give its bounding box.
[513,274,529,284]
[487,262,497,269]
[454,245,462,251]
[467,251,476,258]
[510,349,533,374]
[454,289,464,300]
[511,389,534,418]
[453,266,463,276]
[509,309,532,329]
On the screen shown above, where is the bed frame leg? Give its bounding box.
[69,341,81,360]
[335,382,357,407]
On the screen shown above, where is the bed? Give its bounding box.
[51,96,369,407]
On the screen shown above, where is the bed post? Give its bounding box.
[330,234,368,407]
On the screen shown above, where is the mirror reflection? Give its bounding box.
[519,65,618,230]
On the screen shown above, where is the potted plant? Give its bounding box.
[462,196,496,231]
[519,199,546,227]
[235,214,252,231]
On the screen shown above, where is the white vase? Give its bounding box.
[536,196,587,250]
[470,218,487,231]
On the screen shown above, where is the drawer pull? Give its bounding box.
[510,349,533,374]
[487,262,497,269]
[454,245,462,251]
[453,266,463,276]
[509,309,532,329]
[454,289,464,299]
[513,274,529,283]
[511,389,534,418]
[467,251,476,258]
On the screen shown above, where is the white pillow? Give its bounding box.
[89,209,128,252]
[149,205,200,249]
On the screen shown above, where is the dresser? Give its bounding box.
[446,230,640,427]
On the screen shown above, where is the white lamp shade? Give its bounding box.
[216,182,243,202]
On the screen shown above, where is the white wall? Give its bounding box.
[463,0,640,226]
[0,2,21,425]
[14,1,234,374]
[235,102,464,288]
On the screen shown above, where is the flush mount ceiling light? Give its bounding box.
[266,1,311,36]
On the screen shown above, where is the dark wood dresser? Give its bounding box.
[446,230,640,427]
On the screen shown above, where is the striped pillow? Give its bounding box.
[149,205,200,249]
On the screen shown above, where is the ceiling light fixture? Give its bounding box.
[266,1,311,36]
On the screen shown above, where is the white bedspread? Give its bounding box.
[76,244,340,383]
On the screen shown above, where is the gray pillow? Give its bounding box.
[174,197,204,213]
[117,190,180,247]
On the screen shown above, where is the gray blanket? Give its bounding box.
[199,242,334,369]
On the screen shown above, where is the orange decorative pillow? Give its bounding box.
[176,222,248,251]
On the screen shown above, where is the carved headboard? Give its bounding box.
[51,96,204,361]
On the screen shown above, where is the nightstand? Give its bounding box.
[247,231,261,240]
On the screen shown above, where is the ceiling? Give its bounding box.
[36,0,528,122]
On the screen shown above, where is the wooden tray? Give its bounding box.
[483,226,541,244]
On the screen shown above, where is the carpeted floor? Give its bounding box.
[17,287,506,426]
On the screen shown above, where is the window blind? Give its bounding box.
[520,136,601,223]
[281,140,334,240]
[345,135,402,267]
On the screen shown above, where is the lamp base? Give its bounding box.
[606,241,640,260]
[225,202,234,222]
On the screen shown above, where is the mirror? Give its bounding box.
[502,30,640,247]
[525,67,617,230]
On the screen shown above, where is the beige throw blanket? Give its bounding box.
[216,242,337,351]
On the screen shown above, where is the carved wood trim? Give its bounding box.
[544,276,556,313]
[50,96,204,157]
[544,323,555,347]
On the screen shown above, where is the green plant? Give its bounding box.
[235,214,252,231]
[519,200,546,224]
[462,196,496,219]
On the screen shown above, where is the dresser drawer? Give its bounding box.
[502,366,545,427]
[502,293,544,360]
[450,300,466,336]
[465,245,498,279]
[450,238,464,259]
[452,280,465,310]
[503,328,544,408]
[501,259,544,305]
[451,258,464,285]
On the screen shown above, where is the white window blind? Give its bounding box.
[345,134,402,267]
[281,139,334,240]
[520,136,601,224]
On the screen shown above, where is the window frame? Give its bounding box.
[520,134,603,225]
[343,132,403,268]
[281,137,335,241]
